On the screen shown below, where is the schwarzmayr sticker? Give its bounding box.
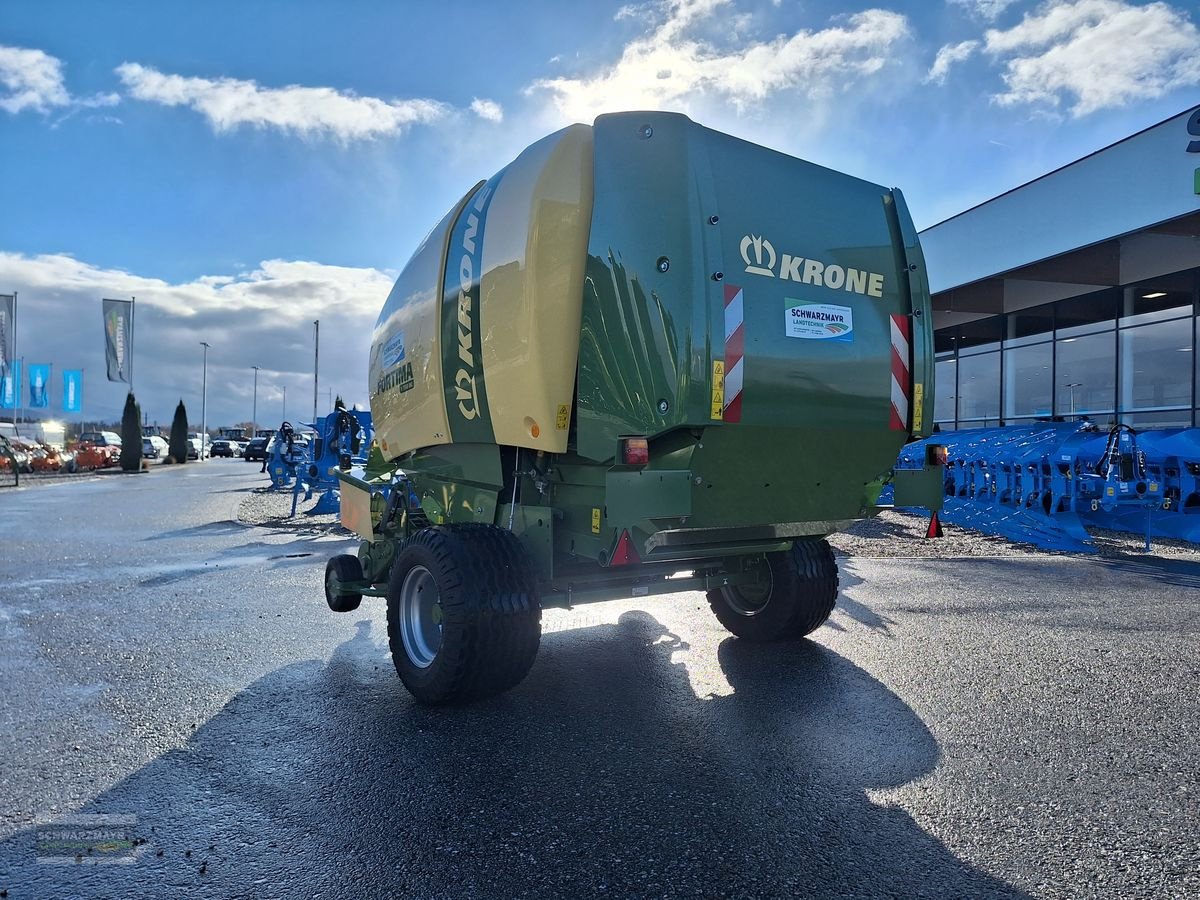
[785,302,854,342]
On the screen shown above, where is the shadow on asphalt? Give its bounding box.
[1091,553,1200,590]
[825,569,898,637]
[1,615,1026,898]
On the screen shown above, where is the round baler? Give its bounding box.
[324,111,937,704]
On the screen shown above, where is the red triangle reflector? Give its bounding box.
[925,512,944,539]
[610,529,641,566]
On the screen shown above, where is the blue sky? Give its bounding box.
[1,0,1198,428]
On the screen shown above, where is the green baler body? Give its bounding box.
[358,111,933,594]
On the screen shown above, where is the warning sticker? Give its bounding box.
[555,403,570,431]
[913,383,924,431]
[785,303,854,341]
[711,359,725,420]
[591,508,601,534]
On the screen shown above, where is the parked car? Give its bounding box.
[78,430,122,448]
[244,437,269,461]
[143,437,161,459]
[187,437,204,460]
[210,439,236,458]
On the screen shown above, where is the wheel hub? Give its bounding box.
[724,563,773,616]
[399,565,443,668]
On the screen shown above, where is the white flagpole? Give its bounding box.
[10,291,16,430]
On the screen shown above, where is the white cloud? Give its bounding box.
[926,40,979,84]
[0,252,394,424]
[0,45,121,117]
[470,97,504,122]
[115,62,451,142]
[528,2,911,120]
[982,0,1200,116]
[0,45,70,113]
[948,0,1019,21]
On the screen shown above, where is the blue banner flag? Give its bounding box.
[63,369,83,413]
[28,363,50,409]
[0,359,20,409]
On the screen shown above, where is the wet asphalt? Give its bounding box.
[0,461,1197,899]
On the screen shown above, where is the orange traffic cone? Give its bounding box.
[925,511,944,539]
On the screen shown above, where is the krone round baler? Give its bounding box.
[324,111,940,704]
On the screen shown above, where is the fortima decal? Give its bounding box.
[740,233,885,298]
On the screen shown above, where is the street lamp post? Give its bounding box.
[251,365,260,438]
[1065,382,1083,418]
[200,342,210,459]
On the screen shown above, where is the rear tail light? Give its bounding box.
[621,437,649,466]
[926,444,948,467]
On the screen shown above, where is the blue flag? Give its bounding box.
[0,359,19,409]
[28,363,50,409]
[63,369,83,413]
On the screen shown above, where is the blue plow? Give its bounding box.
[884,423,1200,553]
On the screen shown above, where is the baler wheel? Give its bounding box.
[386,525,541,705]
[707,538,838,641]
[325,554,364,613]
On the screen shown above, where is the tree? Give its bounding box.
[168,400,190,463]
[119,393,143,472]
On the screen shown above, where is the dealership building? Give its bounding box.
[919,105,1200,431]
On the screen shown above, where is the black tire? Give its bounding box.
[386,525,541,705]
[325,554,364,613]
[707,538,838,641]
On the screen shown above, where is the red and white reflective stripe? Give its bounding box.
[890,314,911,431]
[723,284,744,422]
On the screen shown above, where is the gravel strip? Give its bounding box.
[237,485,351,535]
[830,508,1200,561]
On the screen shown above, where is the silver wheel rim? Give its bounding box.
[724,565,773,616]
[400,565,442,668]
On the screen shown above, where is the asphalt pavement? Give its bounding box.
[0,461,1197,899]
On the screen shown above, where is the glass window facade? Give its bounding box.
[1119,320,1191,414]
[1003,342,1053,419]
[956,352,1001,423]
[933,267,1198,429]
[934,358,956,426]
[1056,331,1115,419]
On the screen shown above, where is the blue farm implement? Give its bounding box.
[265,422,305,490]
[291,407,373,516]
[887,423,1200,553]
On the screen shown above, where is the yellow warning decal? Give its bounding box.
[913,383,924,431]
[555,403,570,431]
[711,360,725,420]
[591,507,601,534]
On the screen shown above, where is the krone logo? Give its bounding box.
[740,234,776,277]
[738,231,887,299]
